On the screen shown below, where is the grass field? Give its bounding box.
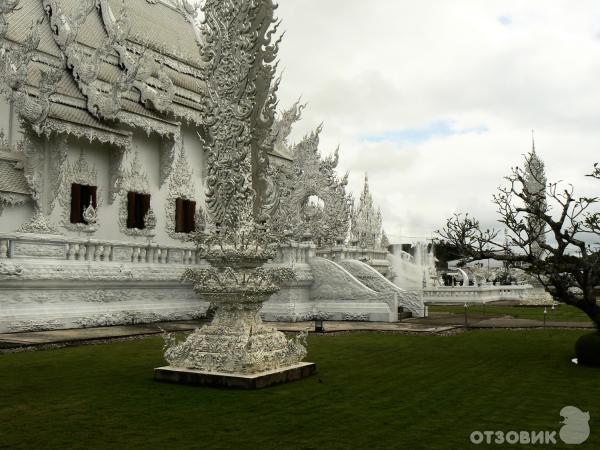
[0,330,598,449]
[429,304,594,323]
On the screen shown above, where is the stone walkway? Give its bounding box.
[0,321,204,350]
[411,312,595,329]
[0,320,457,350]
[0,314,593,351]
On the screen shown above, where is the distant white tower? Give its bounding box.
[524,131,548,258]
[351,174,383,248]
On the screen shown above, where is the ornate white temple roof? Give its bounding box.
[0,131,28,196]
[0,158,29,195]
[1,0,206,147]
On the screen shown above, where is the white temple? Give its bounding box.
[0,0,427,334]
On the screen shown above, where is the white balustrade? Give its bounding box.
[423,285,532,304]
[0,233,203,266]
[274,243,317,265]
[317,245,389,263]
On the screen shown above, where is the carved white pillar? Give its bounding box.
[147,246,155,264]
[0,239,8,258]
[86,243,95,261]
[297,244,305,262]
[96,245,104,261]
[66,243,74,260]
[76,244,85,260]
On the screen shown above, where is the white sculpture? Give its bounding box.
[164,217,307,374]
[158,0,313,383]
[82,201,97,226]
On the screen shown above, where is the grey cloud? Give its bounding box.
[275,0,600,242]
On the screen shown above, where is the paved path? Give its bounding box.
[410,312,595,329]
[0,321,204,349]
[0,314,593,351]
[0,321,457,350]
[275,321,456,334]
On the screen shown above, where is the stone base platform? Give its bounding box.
[154,362,316,389]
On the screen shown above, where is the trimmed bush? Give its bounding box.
[575,332,600,367]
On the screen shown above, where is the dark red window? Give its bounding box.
[70,183,97,224]
[127,192,151,229]
[175,198,196,233]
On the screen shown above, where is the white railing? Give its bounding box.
[0,233,317,267]
[316,245,389,263]
[271,242,317,265]
[423,285,533,304]
[0,233,199,265]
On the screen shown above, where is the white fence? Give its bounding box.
[423,285,533,304]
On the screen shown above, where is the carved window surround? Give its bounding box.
[58,153,102,233]
[117,151,156,237]
[159,128,182,187]
[109,148,126,204]
[166,146,198,241]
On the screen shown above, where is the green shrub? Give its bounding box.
[575,332,600,367]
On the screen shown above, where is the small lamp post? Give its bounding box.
[314,319,324,333]
[543,307,547,328]
[464,303,468,328]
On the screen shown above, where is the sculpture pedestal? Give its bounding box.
[160,257,310,388]
[163,293,309,375]
[154,362,316,389]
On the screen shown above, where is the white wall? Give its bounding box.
[34,126,210,245]
[0,106,211,247]
[182,124,207,208]
[0,203,34,232]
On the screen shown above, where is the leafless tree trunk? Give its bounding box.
[439,161,600,329]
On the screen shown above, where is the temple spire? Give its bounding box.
[523,133,547,258]
[351,173,384,248]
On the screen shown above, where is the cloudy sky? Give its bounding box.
[275,0,600,243]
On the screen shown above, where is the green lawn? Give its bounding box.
[0,331,599,449]
[429,304,594,323]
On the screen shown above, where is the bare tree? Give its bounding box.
[438,156,600,329]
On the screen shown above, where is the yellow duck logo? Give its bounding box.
[560,406,590,445]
